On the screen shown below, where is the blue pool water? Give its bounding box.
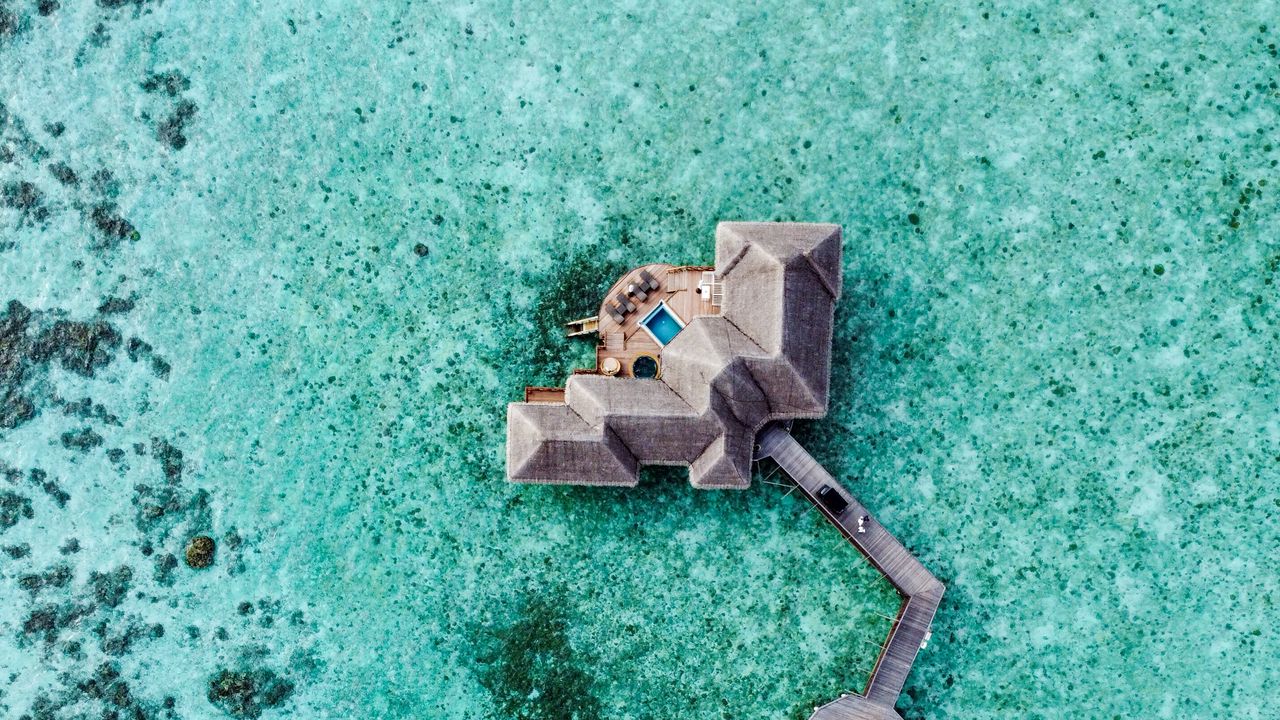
[642,303,685,345]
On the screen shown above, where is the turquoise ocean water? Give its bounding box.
[1,2,1277,718]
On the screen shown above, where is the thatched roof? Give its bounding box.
[506,221,842,488]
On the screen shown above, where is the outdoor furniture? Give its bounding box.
[627,283,648,302]
[607,305,626,324]
[638,268,659,291]
[601,357,621,376]
[614,292,636,313]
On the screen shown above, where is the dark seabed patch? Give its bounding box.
[477,593,602,720]
[156,99,197,150]
[95,0,158,10]
[0,180,48,224]
[0,2,28,43]
[17,562,72,594]
[0,300,146,430]
[47,161,78,186]
[207,668,296,719]
[127,336,172,379]
[521,249,630,387]
[61,426,104,452]
[28,468,71,507]
[17,661,181,720]
[141,70,191,97]
[97,296,135,314]
[0,489,34,530]
[89,202,139,246]
[140,69,198,149]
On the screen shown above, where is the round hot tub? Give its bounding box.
[631,354,660,379]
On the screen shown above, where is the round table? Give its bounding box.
[601,356,621,376]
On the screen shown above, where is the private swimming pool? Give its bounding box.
[641,302,685,346]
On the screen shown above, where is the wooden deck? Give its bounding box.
[524,386,567,404]
[593,264,718,377]
[756,425,943,720]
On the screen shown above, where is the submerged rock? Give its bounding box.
[89,202,139,246]
[141,70,190,97]
[1,180,48,223]
[0,6,23,41]
[207,668,295,719]
[18,563,72,594]
[48,161,78,186]
[0,489,34,530]
[4,541,31,558]
[31,319,121,377]
[185,535,215,568]
[157,99,197,150]
[61,426,104,452]
[97,296,134,314]
[151,437,184,481]
[88,565,132,608]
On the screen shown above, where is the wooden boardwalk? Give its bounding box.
[756,425,943,720]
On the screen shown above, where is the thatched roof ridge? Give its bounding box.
[505,403,636,485]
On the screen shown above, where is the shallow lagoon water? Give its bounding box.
[1,2,1277,719]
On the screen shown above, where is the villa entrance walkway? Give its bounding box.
[756,425,943,720]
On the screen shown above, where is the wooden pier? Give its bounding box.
[756,425,943,720]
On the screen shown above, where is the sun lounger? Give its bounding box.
[627,283,648,302]
[615,292,636,313]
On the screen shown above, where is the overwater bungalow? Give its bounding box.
[505,222,943,720]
